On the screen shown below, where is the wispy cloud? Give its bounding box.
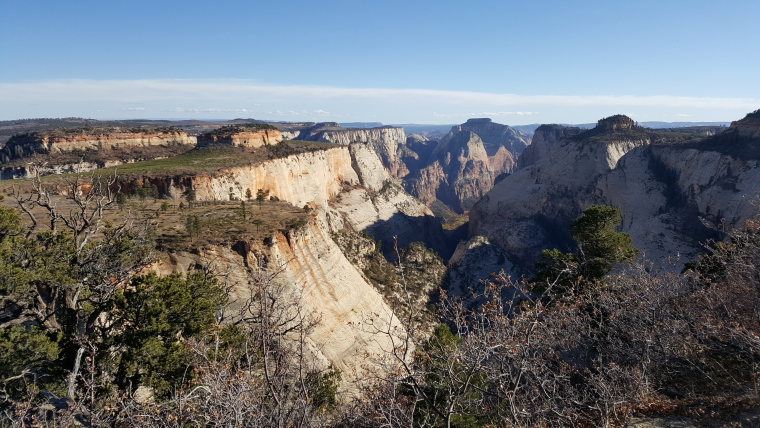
[1,79,757,123]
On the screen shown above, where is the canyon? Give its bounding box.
[294,118,529,214]
[3,111,760,392]
[466,111,760,280]
[122,139,445,381]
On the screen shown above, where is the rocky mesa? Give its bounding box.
[196,123,284,149]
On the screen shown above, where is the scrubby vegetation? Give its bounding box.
[333,230,446,330]
[0,177,338,427]
[0,172,757,427]
[340,208,760,427]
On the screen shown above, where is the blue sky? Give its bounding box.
[1,0,758,124]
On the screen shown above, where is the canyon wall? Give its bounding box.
[144,143,447,385]
[0,129,195,163]
[402,119,526,213]
[196,128,284,149]
[466,113,760,282]
[152,218,408,384]
[300,124,410,178]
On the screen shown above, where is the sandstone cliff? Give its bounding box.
[467,113,760,279]
[146,144,443,250]
[196,124,284,149]
[0,127,195,163]
[151,217,408,383]
[0,127,196,179]
[136,142,451,385]
[299,123,410,178]
[402,119,524,213]
[405,131,516,213]
[519,124,583,168]
[449,118,529,157]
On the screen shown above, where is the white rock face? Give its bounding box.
[196,129,284,149]
[184,146,356,208]
[171,144,434,236]
[302,126,409,178]
[519,124,583,169]
[470,132,652,270]
[152,218,407,384]
[148,143,445,386]
[470,119,760,274]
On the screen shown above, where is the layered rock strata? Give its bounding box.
[196,126,284,149]
[152,218,408,384]
[0,128,195,163]
[299,124,409,178]
[403,120,525,213]
[466,113,760,282]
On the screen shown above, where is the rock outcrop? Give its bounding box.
[196,124,284,149]
[466,112,760,282]
[140,141,452,385]
[0,127,196,179]
[152,217,408,383]
[451,118,530,157]
[288,119,527,215]
[299,124,410,178]
[402,119,526,213]
[446,235,515,299]
[0,127,195,163]
[138,142,450,258]
[405,130,516,212]
[519,124,583,168]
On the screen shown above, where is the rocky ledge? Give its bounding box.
[196,124,284,149]
[0,127,195,163]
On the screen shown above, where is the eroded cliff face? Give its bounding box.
[300,124,410,178]
[405,129,517,213]
[142,142,452,386]
[450,118,529,157]
[0,128,196,179]
[467,113,760,279]
[288,119,526,215]
[155,144,442,249]
[0,129,195,163]
[178,146,355,207]
[196,129,283,149]
[519,124,583,169]
[151,218,407,384]
[395,119,527,214]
